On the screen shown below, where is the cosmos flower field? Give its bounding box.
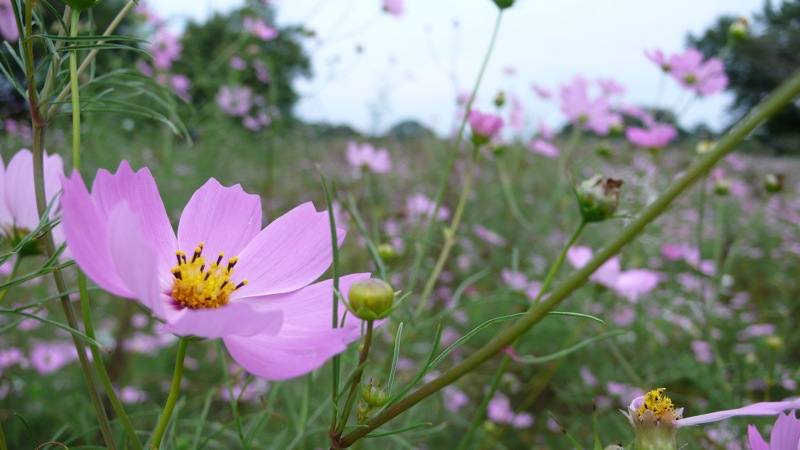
[0,0,799,449]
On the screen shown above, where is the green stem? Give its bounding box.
[151,338,189,449]
[456,220,586,449]
[0,415,6,450]
[405,9,503,295]
[336,69,800,448]
[79,272,143,450]
[0,256,23,306]
[334,320,374,437]
[496,157,534,231]
[415,145,480,316]
[216,340,247,448]
[69,8,81,169]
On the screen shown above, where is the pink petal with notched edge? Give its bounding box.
[176,178,262,261]
[60,172,133,298]
[106,203,169,319]
[91,161,176,273]
[5,150,63,231]
[250,273,370,329]
[160,301,283,339]
[224,326,358,380]
[770,412,800,449]
[233,202,345,298]
[748,424,770,450]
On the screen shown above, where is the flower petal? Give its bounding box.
[243,273,370,329]
[4,150,63,231]
[223,326,357,380]
[160,301,283,339]
[177,178,262,261]
[106,203,169,319]
[91,161,176,273]
[677,399,800,427]
[747,424,770,450]
[234,202,345,297]
[61,171,133,298]
[771,411,800,450]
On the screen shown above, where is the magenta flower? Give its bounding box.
[382,0,404,16]
[597,77,625,96]
[559,76,620,136]
[61,162,370,379]
[0,149,65,246]
[626,123,678,150]
[216,85,253,117]
[749,411,800,449]
[0,0,18,42]
[644,48,672,72]
[468,110,504,141]
[149,27,182,71]
[668,48,728,96]
[345,141,392,174]
[243,16,278,41]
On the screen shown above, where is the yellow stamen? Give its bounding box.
[170,242,248,309]
[636,388,675,419]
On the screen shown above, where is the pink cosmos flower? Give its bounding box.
[243,16,278,41]
[532,84,553,100]
[0,0,18,42]
[229,56,247,71]
[597,77,625,96]
[149,28,182,71]
[528,139,559,158]
[406,193,449,221]
[252,60,271,84]
[216,85,253,117]
[508,95,524,133]
[468,110,504,140]
[567,246,659,302]
[749,411,800,449]
[668,48,728,96]
[345,141,392,174]
[472,224,506,246]
[382,0,404,16]
[559,76,620,136]
[626,123,677,150]
[60,161,371,380]
[0,149,65,246]
[29,342,79,374]
[644,48,672,72]
[487,393,534,428]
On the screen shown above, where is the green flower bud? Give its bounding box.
[576,175,623,223]
[493,90,506,108]
[348,279,395,321]
[729,17,749,40]
[764,173,785,194]
[492,0,515,10]
[64,0,103,12]
[361,381,388,407]
[713,177,730,196]
[765,335,783,349]
[695,140,715,155]
[377,243,396,261]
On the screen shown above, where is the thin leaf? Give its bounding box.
[385,322,404,392]
[507,330,626,364]
[363,422,434,438]
[0,308,108,350]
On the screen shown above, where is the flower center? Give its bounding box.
[170,242,248,309]
[636,388,675,419]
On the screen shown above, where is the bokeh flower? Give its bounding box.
[345,141,391,174]
[468,110,504,143]
[626,123,678,150]
[668,48,728,96]
[559,76,620,135]
[0,0,18,42]
[61,161,369,379]
[243,16,278,41]
[382,0,404,16]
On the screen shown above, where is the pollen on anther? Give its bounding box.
[235,279,249,290]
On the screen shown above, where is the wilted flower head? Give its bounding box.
[0,0,18,42]
[575,175,623,222]
[61,161,372,380]
[345,142,391,174]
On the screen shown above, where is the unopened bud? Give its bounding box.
[764,173,785,194]
[348,278,395,321]
[576,175,623,222]
[492,0,515,9]
[361,381,388,407]
[730,17,749,40]
[696,140,715,155]
[377,243,396,261]
[493,91,506,108]
[713,177,730,196]
[765,335,783,349]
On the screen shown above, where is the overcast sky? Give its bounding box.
[151,0,769,136]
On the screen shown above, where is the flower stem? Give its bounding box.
[216,340,247,448]
[79,272,143,450]
[415,145,481,316]
[496,157,534,231]
[151,338,189,450]
[69,8,81,169]
[336,69,800,449]
[334,320,374,437]
[405,9,503,296]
